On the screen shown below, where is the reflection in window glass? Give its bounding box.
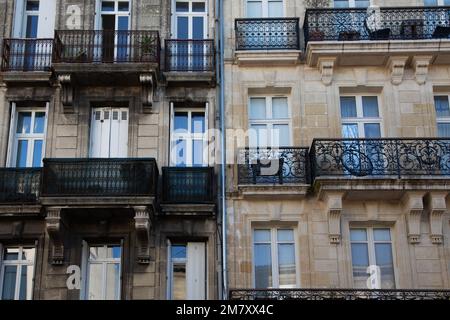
[101,1,115,11]
[340,97,357,118]
[2,266,17,300]
[438,123,450,137]
[33,112,45,133]
[17,112,32,134]
[1,247,36,300]
[174,112,188,131]
[249,98,266,120]
[193,140,204,166]
[268,0,283,17]
[192,113,205,133]
[118,1,129,11]
[16,140,28,168]
[435,96,450,117]
[26,1,39,11]
[247,0,262,18]
[192,2,206,12]
[32,140,43,167]
[173,264,186,299]
[363,123,381,138]
[362,97,379,117]
[176,2,189,12]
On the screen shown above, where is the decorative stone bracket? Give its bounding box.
[134,206,153,264]
[388,56,408,85]
[426,192,447,244]
[402,192,425,244]
[140,73,156,112]
[318,57,336,86]
[412,55,433,85]
[324,192,343,244]
[58,74,74,113]
[45,207,66,265]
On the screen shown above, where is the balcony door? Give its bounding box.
[90,107,128,158]
[246,0,284,18]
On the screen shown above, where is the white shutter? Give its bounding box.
[12,0,25,37]
[37,0,56,38]
[204,102,209,166]
[41,102,49,166]
[90,108,110,158]
[80,240,89,300]
[186,242,206,300]
[6,103,17,167]
[109,108,128,158]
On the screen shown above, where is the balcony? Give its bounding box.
[234,18,301,65]
[229,288,450,300]
[304,7,450,70]
[237,147,310,198]
[0,168,41,204]
[40,158,158,207]
[310,138,450,199]
[160,167,216,216]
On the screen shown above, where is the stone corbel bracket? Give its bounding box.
[58,74,74,112]
[412,55,433,85]
[134,206,153,264]
[45,207,66,265]
[324,192,343,244]
[318,57,336,86]
[402,192,425,244]
[426,192,447,244]
[140,73,156,112]
[387,56,408,85]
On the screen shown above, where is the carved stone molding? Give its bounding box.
[426,192,447,244]
[58,74,74,112]
[412,55,433,85]
[45,207,65,265]
[140,73,155,112]
[134,206,152,264]
[324,192,343,244]
[387,56,408,85]
[402,192,425,244]
[318,57,336,86]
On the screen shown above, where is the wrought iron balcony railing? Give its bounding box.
[0,168,41,203]
[165,39,215,72]
[235,18,300,50]
[41,158,158,197]
[1,38,53,71]
[311,138,450,179]
[304,6,450,44]
[162,167,215,203]
[229,288,450,300]
[53,30,160,64]
[238,147,309,185]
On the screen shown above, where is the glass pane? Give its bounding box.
[101,1,115,11]
[88,264,103,300]
[26,1,39,11]
[277,229,294,242]
[254,244,272,288]
[174,112,188,131]
[268,0,283,18]
[173,263,186,299]
[375,243,395,289]
[249,98,266,120]
[26,15,38,38]
[250,124,268,148]
[278,243,296,287]
[340,97,357,118]
[177,17,189,39]
[437,123,450,137]
[374,229,391,241]
[254,229,271,242]
[362,97,379,117]
[192,2,206,12]
[22,248,35,262]
[192,112,205,133]
[2,266,17,300]
[107,246,121,259]
[334,0,349,8]
[4,248,20,260]
[247,1,262,18]
[33,112,45,133]
[105,264,120,300]
[17,112,32,134]
[273,124,290,147]
[364,123,381,138]
[434,96,450,117]
[193,17,204,40]
[117,16,128,31]
[90,246,107,260]
[176,2,189,12]
[272,97,288,119]
[171,245,187,259]
[351,243,369,277]
[193,140,204,166]
[424,0,438,5]
[342,123,358,138]
[118,1,129,11]
[19,265,33,300]
[16,140,29,168]
[355,0,370,7]
[175,139,187,166]
[32,140,43,167]
[350,229,367,241]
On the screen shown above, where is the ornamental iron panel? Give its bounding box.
[1,38,53,71]
[165,39,215,72]
[0,168,41,203]
[235,18,300,50]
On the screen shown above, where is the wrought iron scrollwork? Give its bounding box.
[0,168,41,203]
[165,39,215,72]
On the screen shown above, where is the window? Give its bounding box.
[424,0,450,5]
[253,228,297,289]
[246,0,284,18]
[82,244,121,300]
[248,97,291,148]
[434,96,450,137]
[8,106,47,168]
[0,246,36,300]
[340,96,382,138]
[333,0,369,8]
[350,228,395,289]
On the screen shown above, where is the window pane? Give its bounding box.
[437,123,450,137]
[101,1,115,11]
[88,264,103,300]
[4,248,20,260]
[268,0,283,17]
[277,229,294,242]
[171,245,187,259]
[249,98,266,120]
[254,229,271,242]
[350,229,367,241]
[176,2,189,12]
[193,140,204,166]
[424,0,438,5]
[175,139,187,166]
[254,243,272,288]
[174,112,188,131]
[249,124,268,148]
[16,140,29,168]
[273,124,290,147]
[105,264,120,300]
[364,123,381,138]
[342,123,358,138]
[192,112,205,133]
[173,264,186,299]
[247,1,262,18]
[17,112,32,134]
[106,246,121,259]
[355,0,370,7]
[26,15,38,38]
[1,266,17,300]
[351,243,369,277]
[278,243,296,287]
[33,112,46,133]
[334,0,349,8]
[340,97,357,118]
[375,243,395,289]
[177,16,189,39]
[19,265,33,300]
[192,2,206,12]
[26,1,39,11]
[32,140,43,167]
[362,97,379,117]
[373,229,391,241]
[434,96,450,117]
[193,17,204,39]
[90,246,107,260]
[118,1,129,11]
[272,97,288,119]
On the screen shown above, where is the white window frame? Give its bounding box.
[81,242,122,300]
[434,95,450,137]
[22,0,40,37]
[0,245,36,300]
[172,0,208,39]
[95,0,131,30]
[340,95,383,138]
[245,0,285,18]
[333,0,370,8]
[252,228,299,289]
[349,227,396,289]
[7,103,48,168]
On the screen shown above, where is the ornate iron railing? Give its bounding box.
[41,158,158,197]
[1,38,53,71]
[0,168,41,203]
[165,39,215,72]
[229,288,450,300]
[304,6,450,44]
[238,147,309,185]
[311,138,450,179]
[53,30,160,64]
[235,18,300,50]
[162,167,215,203]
